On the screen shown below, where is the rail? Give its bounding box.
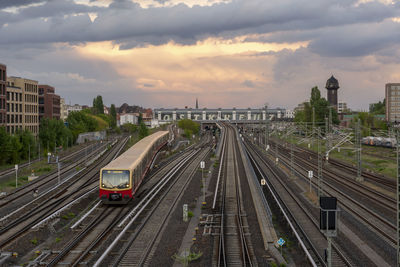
[94,149,201,266]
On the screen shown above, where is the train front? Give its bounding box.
[99,169,132,204]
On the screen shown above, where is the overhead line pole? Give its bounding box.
[356,119,363,181]
[318,127,323,199]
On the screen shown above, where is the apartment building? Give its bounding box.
[0,64,6,127]
[6,81,23,134]
[385,83,400,122]
[337,101,348,114]
[38,84,60,121]
[7,77,39,135]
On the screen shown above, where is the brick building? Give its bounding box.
[38,85,60,122]
[0,64,6,127]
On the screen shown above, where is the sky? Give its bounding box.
[0,0,399,110]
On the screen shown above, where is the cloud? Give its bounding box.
[308,19,400,57]
[0,0,398,48]
[242,80,255,88]
[0,0,398,111]
[0,0,46,9]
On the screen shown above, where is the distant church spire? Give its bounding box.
[196,98,199,109]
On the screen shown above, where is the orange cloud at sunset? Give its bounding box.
[74,38,307,102]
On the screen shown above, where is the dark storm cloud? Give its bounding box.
[308,20,400,57]
[0,0,45,9]
[0,0,398,50]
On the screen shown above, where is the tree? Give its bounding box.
[121,123,137,134]
[18,130,36,160]
[177,119,200,138]
[40,118,73,154]
[138,113,143,124]
[295,86,339,126]
[0,127,12,164]
[92,95,104,115]
[138,122,149,139]
[110,104,117,128]
[369,99,385,115]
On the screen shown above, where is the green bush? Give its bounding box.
[178,119,200,137]
[188,211,194,218]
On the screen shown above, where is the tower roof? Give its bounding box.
[326,75,339,90]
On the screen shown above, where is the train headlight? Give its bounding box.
[126,184,129,187]
[102,184,105,187]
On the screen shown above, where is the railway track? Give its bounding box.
[243,138,352,267]
[28,138,193,266]
[0,139,118,224]
[0,140,103,180]
[0,136,128,254]
[90,136,212,267]
[277,138,396,190]
[0,139,111,212]
[267,139,397,246]
[214,124,256,267]
[45,205,131,267]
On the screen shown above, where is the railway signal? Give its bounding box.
[183,204,188,222]
[15,164,18,188]
[320,196,338,267]
[260,179,266,186]
[200,161,206,205]
[308,171,313,192]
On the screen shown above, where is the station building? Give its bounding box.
[154,108,287,123]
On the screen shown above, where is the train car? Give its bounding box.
[99,131,169,204]
[361,136,397,148]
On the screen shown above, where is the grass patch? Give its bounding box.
[31,238,38,245]
[188,211,194,218]
[0,159,56,191]
[61,212,75,220]
[55,237,62,243]
[172,250,202,266]
[281,135,398,179]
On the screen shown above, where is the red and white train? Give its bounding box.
[99,131,169,204]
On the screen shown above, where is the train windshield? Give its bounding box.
[101,170,130,189]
